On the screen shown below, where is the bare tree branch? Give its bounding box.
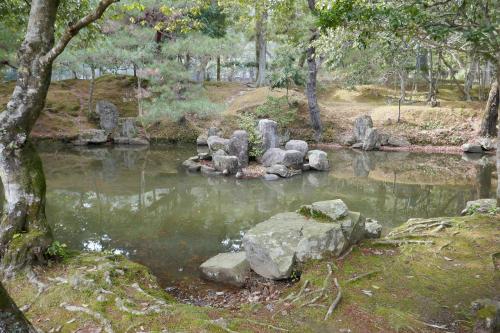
[40,0,119,65]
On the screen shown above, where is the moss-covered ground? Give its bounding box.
[5,213,498,332]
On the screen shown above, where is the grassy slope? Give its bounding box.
[6,213,499,332]
[0,76,485,144]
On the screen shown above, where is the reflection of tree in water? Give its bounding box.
[34,145,493,286]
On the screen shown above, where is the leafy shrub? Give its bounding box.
[46,241,68,259]
[237,113,263,158]
[254,96,298,129]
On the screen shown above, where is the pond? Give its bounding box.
[14,144,500,286]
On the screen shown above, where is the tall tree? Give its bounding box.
[255,2,268,87]
[0,281,36,332]
[0,0,118,275]
[306,0,322,142]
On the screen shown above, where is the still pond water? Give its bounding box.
[32,144,496,286]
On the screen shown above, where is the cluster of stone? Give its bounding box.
[199,199,382,286]
[341,115,410,151]
[184,119,331,179]
[462,137,496,154]
[72,100,149,146]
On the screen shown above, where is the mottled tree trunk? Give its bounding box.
[88,64,96,115]
[306,0,322,142]
[479,80,499,137]
[464,54,478,101]
[398,69,406,101]
[0,281,36,333]
[0,0,58,274]
[255,7,267,87]
[216,56,221,81]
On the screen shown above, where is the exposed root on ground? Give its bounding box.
[61,303,114,333]
[324,277,342,321]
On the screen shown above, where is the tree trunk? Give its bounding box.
[0,281,36,332]
[306,0,322,142]
[88,65,95,115]
[255,7,267,87]
[479,80,499,137]
[0,0,58,273]
[427,49,436,101]
[398,70,406,101]
[464,54,478,101]
[216,56,221,82]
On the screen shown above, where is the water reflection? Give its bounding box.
[3,144,496,285]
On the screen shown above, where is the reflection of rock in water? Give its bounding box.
[353,152,375,177]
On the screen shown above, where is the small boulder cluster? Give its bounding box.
[73,100,149,146]
[184,119,331,179]
[199,199,382,286]
[343,115,410,151]
[462,137,496,154]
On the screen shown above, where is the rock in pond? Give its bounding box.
[266,165,302,178]
[387,136,410,147]
[258,119,279,152]
[263,174,280,181]
[354,115,373,142]
[213,155,239,174]
[462,143,484,154]
[242,212,347,280]
[199,252,250,287]
[208,136,229,154]
[461,198,497,215]
[307,150,330,171]
[182,158,201,172]
[479,137,495,151]
[95,100,119,135]
[72,129,108,145]
[285,140,308,158]
[362,128,380,151]
[261,148,304,169]
[228,130,249,167]
[310,199,349,220]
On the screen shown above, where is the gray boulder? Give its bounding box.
[208,136,229,154]
[479,137,495,151]
[354,115,373,141]
[362,128,380,151]
[261,148,285,167]
[73,129,108,145]
[282,150,304,169]
[266,165,302,178]
[462,143,484,154]
[341,211,367,244]
[95,100,119,135]
[213,149,227,157]
[213,155,239,174]
[364,219,382,239]
[379,133,390,146]
[461,198,497,215]
[199,252,250,287]
[307,150,330,171]
[387,136,410,147]
[243,212,347,279]
[208,127,222,137]
[285,140,308,158]
[258,119,279,152]
[196,135,208,146]
[228,130,249,167]
[311,199,349,221]
[118,118,138,138]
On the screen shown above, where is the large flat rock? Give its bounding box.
[199,252,250,287]
[242,212,347,280]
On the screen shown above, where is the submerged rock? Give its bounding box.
[262,174,280,181]
[258,119,279,152]
[182,159,201,172]
[228,130,249,167]
[285,140,308,158]
[307,150,330,171]
[199,252,250,287]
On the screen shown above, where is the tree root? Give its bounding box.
[338,245,354,261]
[115,297,162,315]
[387,219,451,238]
[245,319,288,332]
[301,263,332,307]
[371,239,434,246]
[131,282,169,307]
[324,278,342,321]
[291,280,309,303]
[346,270,380,284]
[60,303,113,333]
